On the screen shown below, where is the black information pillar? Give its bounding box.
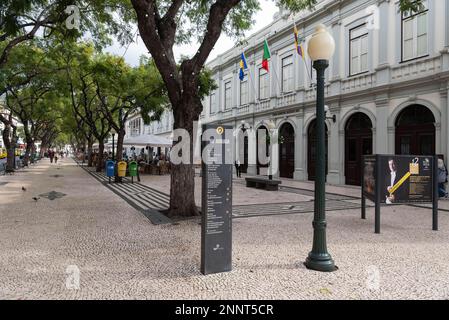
[201,124,233,275]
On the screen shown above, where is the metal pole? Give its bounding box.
[375,155,381,234]
[433,155,438,231]
[304,60,336,272]
[361,155,366,220]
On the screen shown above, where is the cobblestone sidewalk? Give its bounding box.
[1,158,449,299]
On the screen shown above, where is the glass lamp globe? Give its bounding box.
[307,24,335,61]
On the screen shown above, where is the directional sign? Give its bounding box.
[201,124,233,275]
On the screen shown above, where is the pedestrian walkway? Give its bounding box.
[76,162,171,224]
[76,160,371,220]
[233,199,371,218]
[2,157,449,299]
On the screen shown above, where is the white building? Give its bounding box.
[198,0,449,186]
[122,110,174,158]
[125,0,449,186]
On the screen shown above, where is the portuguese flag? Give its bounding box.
[262,40,271,72]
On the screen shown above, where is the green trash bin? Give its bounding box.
[129,161,138,183]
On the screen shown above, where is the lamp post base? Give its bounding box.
[304,252,337,272]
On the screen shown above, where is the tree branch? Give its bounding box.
[190,0,241,73]
[131,0,181,105]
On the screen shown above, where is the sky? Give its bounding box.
[104,0,278,66]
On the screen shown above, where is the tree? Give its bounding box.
[0,0,136,68]
[62,44,110,171]
[130,0,424,217]
[93,55,167,178]
[0,109,17,172]
[0,41,62,167]
[6,72,63,166]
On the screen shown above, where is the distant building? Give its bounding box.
[122,110,174,158]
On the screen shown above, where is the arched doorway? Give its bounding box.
[345,112,373,186]
[308,119,328,181]
[256,125,269,175]
[279,122,295,178]
[395,105,435,155]
[239,128,249,173]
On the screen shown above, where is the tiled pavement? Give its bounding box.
[3,158,449,299]
[77,164,172,224]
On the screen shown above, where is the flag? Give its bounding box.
[262,40,271,72]
[294,25,304,58]
[239,53,248,81]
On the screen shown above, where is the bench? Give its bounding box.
[245,176,281,191]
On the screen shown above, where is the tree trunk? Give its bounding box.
[167,100,201,218]
[23,139,33,167]
[30,143,36,163]
[87,139,93,167]
[39,145,46,158]
[96,142,105,172]
[2,122,15,172]
[6,146,15,171]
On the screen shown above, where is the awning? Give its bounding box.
[122,134,172,148]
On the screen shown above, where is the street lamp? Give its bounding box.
[304,24,337,272]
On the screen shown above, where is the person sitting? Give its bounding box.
[153,154,160,165]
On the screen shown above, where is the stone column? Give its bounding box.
[217,69,223,112]
[247,127,257,175]
[327,106,341,184]
[446,0,449,48]
[375,0,391,86]
[270,127,279,178]
[270,51,279,109]
[329,17,341,97]
[375,96,390,154]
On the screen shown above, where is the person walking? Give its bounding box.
[49,150,54,163]
[438,158,448,198]
[235,159,241,178]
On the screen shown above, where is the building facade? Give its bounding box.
[122,110,174,157]
[198,0,449,185]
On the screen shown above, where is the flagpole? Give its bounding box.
[263,35,282,97]
[244,52,259,105]
[293,20,313,82]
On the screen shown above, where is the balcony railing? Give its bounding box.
[277,92,296,107]
[255,99,271,112]
[304,85,329,101]
[391,56,441,81]
[341,72,376,94]
[222,109,233,118]
[238,104,250,115]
